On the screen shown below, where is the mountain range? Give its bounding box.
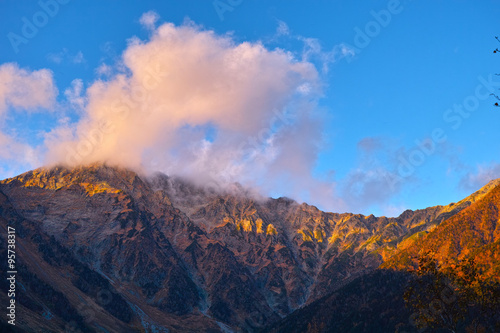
[1,164,499,332]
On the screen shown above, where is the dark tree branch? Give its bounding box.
[493,37,499,106]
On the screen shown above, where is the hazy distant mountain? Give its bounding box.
[0,164,498,332]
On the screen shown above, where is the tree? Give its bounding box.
[404,251,465,332]
[404,252,500,333]
[445,257,500,333]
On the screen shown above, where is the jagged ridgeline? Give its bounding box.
[1,164,499,332]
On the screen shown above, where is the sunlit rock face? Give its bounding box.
[0,164,490,332]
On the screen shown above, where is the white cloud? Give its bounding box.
[139,11,160,30]
[460,163,500,191]
[271,21,355,74]
[0,63,56,176]
[0,132,40,167]
[341,167,402,211]
[47,48,86,64]
[339,43,356,58]
[338,136,417,213]
[46,53,64,64]
[96,63,113,77]
[0,63,57,115]
[43,21,351,211]
[299,38,356,72]
[46,21,321,168]
[72,51,85,64]
[64,79,86,112]
[276,20,290,36]
[381,203,407,218]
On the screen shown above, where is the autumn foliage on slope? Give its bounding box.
[382,183,500,282]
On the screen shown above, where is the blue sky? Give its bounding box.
[0,0,499,216]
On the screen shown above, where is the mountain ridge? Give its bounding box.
[1,163,499,332]
[266,175,500,333]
